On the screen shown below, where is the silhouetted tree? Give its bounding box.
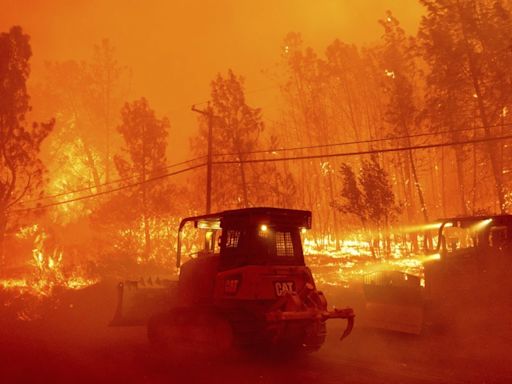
[419,0,512,212]
[112,98,170,259]
[335,157,398,256]
[379,11,429,223]
[0,26,54,263]
[335,158,397,229]
[254,135,298,208]
[359,157,398,228]
[191,70,263,210]
[90,39,129,183]
[41,60,104,192]
[36,39,128,221]
[334,163,367,227]
[281,32,341,240]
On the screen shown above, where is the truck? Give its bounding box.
[111,207,354,353]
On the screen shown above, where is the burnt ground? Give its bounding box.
[0,281,511,384]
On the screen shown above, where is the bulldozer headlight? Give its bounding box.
[422,253,441,263]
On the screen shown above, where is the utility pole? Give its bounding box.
[192,103,215,214]
[141,121,151,259]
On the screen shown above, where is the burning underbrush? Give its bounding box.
[0,222,430,322]
[304,235,426,289]
[0,225,99,321]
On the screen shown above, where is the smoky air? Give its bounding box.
[0,1,511,383]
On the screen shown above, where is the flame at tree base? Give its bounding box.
[303,235,427,288]
[0,225,99,321]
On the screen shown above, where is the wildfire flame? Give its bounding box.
[303,235,427,288]
[1,225,98,299]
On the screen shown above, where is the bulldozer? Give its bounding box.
[111,207,354,353]
[362,214,512,334]
[423,214,512,327]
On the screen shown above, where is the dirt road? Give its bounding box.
[1,283,510,383]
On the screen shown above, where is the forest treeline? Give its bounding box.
[2,0,512,268]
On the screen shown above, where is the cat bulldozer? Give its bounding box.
[423,214,512,328]
[362,214,512,334]
[111,207,354,352]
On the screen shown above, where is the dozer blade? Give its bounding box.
[364,302,424,335]
[363,271,424,335]
[110,278,178,327]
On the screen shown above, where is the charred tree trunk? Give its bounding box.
[454,146,468,215]
[472,141,477,214]
[441,147,447,217]
[82,139,102,192]
[400,152,415,223]
[73,116,102,192]
[141,124,151,259]
[142,189,151,260]
[0,212,6,266]
[471,82,504,212]
[238,156,249,208]
[292,70,328,240]
[457,1,505,212]
[407,149,429,222]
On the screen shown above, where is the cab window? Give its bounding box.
[256,226,304,264]
[489,226,508,248]
[442,226,478,252]
[225,229,241,248]
[275,231,294,257]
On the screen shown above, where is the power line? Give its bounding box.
[20,155,207,204]
[212,133,512,165]
[213,122,512,157]
[13,163,206,213]
[14,127,512,208]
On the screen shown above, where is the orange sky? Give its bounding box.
[1,0,424,162]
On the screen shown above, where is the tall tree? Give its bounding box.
[281,33,339,240]
[114,98,170,259]
[0,26,54,262]
[359,157,398,229]
[35,39,127,219]
[41,60,104,192]
[335,158,397,229]
[90,39,128,183]
[334,157,398,256]
[253,134,298,208]
[334,163,367,227]
[379,11,429,223]
[191,70,263,210]
[419,0,512,213]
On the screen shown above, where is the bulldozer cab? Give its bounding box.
[434,215,512,260]
[177,207,311,271]
[424,214,512,308]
